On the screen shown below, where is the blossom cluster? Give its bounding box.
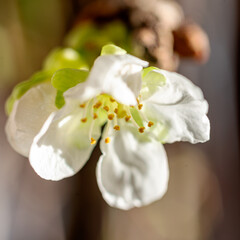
[5,44,210,210]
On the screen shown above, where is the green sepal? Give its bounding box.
[101,44,126,56]
[142,67,166,85]
[141,67,166,99]
[142,67,159,78]
[51,68,89,92]
[55,91,65,109]
[5,70,51,115]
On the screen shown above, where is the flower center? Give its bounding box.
[79,94,154,144]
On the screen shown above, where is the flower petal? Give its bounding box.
[97,124,169,210]
[5,83,57,157]
[64,81,101,105]
[29,106,102,181]
[143,70,210,143]
[65,54,148,105]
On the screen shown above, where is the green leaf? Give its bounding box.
[101,44,126,56]
[64,22,99,50]
[64,21,132,65]
[43,48,88,73]
[102,21,128,43]
[55,91,65,109]
[5,71,51,115]
[51,68,89,92]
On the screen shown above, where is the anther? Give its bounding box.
[125,116,131,122]
[79,104,85,108]
[93,101,102,109]
[108,114,114,120]
[81,118,87,123]
[138,104,143,110]
[93,113,98,119]
[110,97,115,102]
[114,125,120,131]
[139,127,145,133]
[103,106,109,112]
[148,121,154,127]
[91,138,96,145]
[114,108,118,114]
[105,137,111,144]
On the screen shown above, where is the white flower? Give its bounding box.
[5,51,210,210]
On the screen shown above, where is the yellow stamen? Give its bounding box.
[138,104,143,110]
[89,119,95,142]
[105,137,110,143]
[148,121,154,127]
[103,106,109,112]
[114,108,118,114]
[81,118,87,123]
[139,127,145,133]
[110,97,115,102]
[114,125,120,131]
[125,115,131,122]
[93,101,102,109]
[93,113,98,119]
[79,103,85,108]
[108,114,114,120]
[81,99,91,121]
[91,138,96,145]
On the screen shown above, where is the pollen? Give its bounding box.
[110,97,115,102]
[103,106,109,112]
[79,103,85,108]
[114,108,118,114]
[125,116,131,122]
[93,101,102,109]
[91,138,96,145]
[81,118,87,123]
[105,137,110,144]
[139,127,145,133]
[108,114,115,120]
[148,121,154,127]
[93,113,98,119]
[138,104,143,110]
[114,125,120,131]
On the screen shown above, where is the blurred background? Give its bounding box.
[0,0,239,239]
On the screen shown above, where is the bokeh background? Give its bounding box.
[0,0,239,239]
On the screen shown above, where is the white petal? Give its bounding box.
[5,83,57,157]
[97,124,169,210]
[64,81,101,104]
[65,54,148,105]
[143,70,210,143]
[30,107,102,181]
